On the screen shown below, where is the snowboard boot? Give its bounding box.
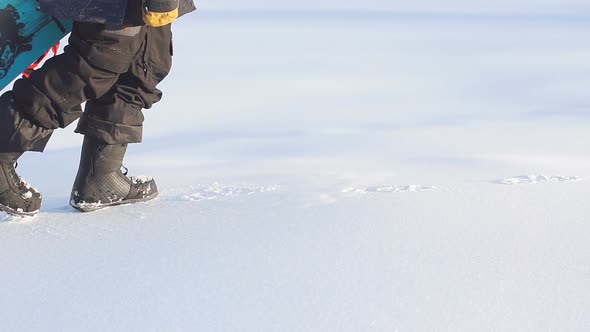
[70,137,158,212]
[0,153,42,216]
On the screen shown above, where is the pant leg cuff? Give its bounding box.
[75,115,143,144]
[0,98,53,153]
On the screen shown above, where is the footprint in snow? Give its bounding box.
[342,185,436,194]
[494,175,582,185]
[0,212,36,223]
[166,183,280,202]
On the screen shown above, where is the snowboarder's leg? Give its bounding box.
[0,93,46,216]
[0,23,148,215]
[70,25,172,211]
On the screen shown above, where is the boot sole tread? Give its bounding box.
[71,192,159,213]
[0,202,39,216]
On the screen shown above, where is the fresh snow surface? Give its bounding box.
[1,7,590,332]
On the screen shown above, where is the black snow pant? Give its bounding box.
[0,22,172,152]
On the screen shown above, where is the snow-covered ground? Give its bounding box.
[2,4,590,331]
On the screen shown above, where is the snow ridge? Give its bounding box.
[495,175,582,185]
[342,185,436,194]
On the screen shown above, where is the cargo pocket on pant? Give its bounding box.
[70,25,143,74]
[86,44,135,74]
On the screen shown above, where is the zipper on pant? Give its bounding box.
[142,26,150,77]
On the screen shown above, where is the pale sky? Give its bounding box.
[199,0,589,15]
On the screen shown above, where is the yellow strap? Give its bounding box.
[143,8,179,27]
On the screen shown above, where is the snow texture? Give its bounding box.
[174,183,280,201]
[1,4,590,332]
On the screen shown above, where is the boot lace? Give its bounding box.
[11,161,38,194]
